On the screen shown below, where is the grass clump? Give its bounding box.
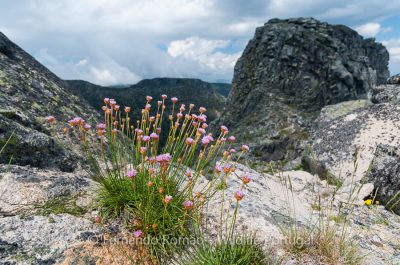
[180,235,274,265]
[38,194,86,216]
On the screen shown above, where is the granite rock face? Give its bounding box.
[366,145,400,215]
[371,74,400,104]
[0,32,99,171]
[387,73,400,84]
[219,17,389,162]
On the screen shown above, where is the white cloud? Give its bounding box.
[168,37,240,71]
[2,0,400,84]
[354,22,381,37]
[382,39,400,75]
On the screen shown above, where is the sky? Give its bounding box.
[0,0,400,86]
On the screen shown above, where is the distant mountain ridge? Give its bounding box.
[65,78,230,122]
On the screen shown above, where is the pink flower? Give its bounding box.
[199,107,207,113]
[234,190,245,201]
[149,116,155,122]
[223,164,231,173]
[150,133,158,139]
[197,128,206,134]
[220,125,229,133]
[140,147,147,155]
[230,148,236,153]
[157,101,162,106]
[185,169,192,179]
[145,104,151,110]
[133,230,143,238]
[242,145,250,152]
[189,104,195,109]
[171,97,178,104]
[164,195,173,204]
[162,94,167,100]
[183,200,194,210]
[45,116,56,123]
[97,123,106,130]
[180,104,186,112]
[135,129,143,135]
[156,153,171,167]
[147,181,153,187]
[114,105,120,111]
[201,136,210,145]
[202,123,208,129]
[95,215,101,223]
[156,127,161,133]
[110,99,116,106]
[242,175,252,184]
[146,95,153,101]
[215,165,222,173]
[197,114,207,123]
[83,124,91,131]
[127,169,137,178]
[124,106,131,113]
[186,137,194,145]
[228,136,236,142]
[142,136,150,142]
[177,113,183,119]
[69,117,84,127]
[104,98,110,104]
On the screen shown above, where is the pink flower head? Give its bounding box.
[124,106,131,113]
[228,136,236,142]
[164,195,173,204]
[156,127,161,134]
[198,114,207,123]
[215,165,222,173]
[191,114,198,119]
[149,116,155,122]
[140,146,147,155]
[147,180,153,187]
[186,137,194,145]
[157,100,162,106]
[192,122,198,127]
[230,148,236,153]
[180,104,186,112]
[183,200,194,210]
[83,124,91,131]
[162,94,167,100]
[142,136,150,142]
[146,95,153,102]
[156,153,171,167]
[171,97,178,104]
[223,164,231,173]
[242,145,250,152]
[197,128,206,134]
[114,105,120,111]
[135,129,143,135]
[207,134,214,141]
[133,230,143,238]
[201,136,210,145]
[45,116,56,123]
[220,125,229,133]
[110,99,116,106]
[199,107,207,113]
[234,190,245,201]
[189,103,195,109]
[242,175,252,184]
[145,104,151,110]
[150,133,158,139]
[177,113,183,119]
[95,215,101,223]
[127,169,137,178]
[202,123,208,129]
[104,98,110,104]
[221,137,226,143]
[97,123,106,130]
[185,169,192,179]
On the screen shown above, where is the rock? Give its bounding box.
[0,32,99,171]
[387,73,400,84]
[311,103,400,184]
[316,99,371,127]
[218,17,389,163]
[0,214,101,264]
[365,145,400,214]
[371,84,400,104]
[0,164,96,215]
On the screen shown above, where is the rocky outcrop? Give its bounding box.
[310,103,400,184]
[365,145,400,215]
[219,17,389,162]
[371,74,400,104]
[0,32,99,171]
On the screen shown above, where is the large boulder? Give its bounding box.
[371,74,400,104]
[218,17,389,162]
[310,103,400,184]
[365,145,400,215]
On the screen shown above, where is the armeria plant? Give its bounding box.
[46,95,251,261]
